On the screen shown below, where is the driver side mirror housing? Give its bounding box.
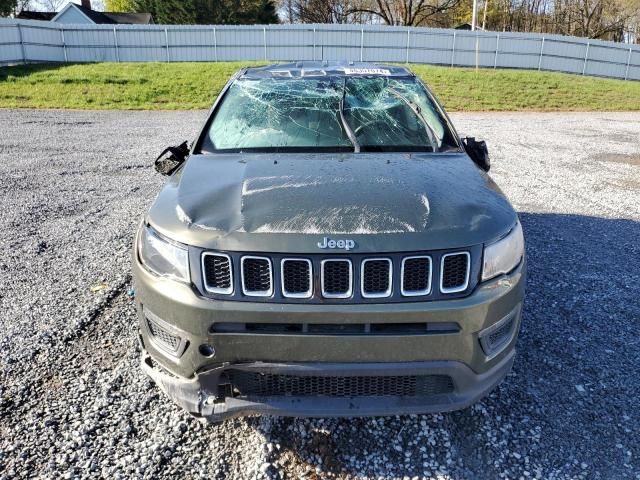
[154,141,190,176]
[463,137,490,172]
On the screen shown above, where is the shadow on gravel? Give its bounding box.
[252,213,640,479]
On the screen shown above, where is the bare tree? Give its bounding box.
[289,0,640,43]
[348,0,463,26]
[292,0,368,23]
[38,0,66,12]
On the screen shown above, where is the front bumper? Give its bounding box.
[134,254,525,421]
[141,352,515,421]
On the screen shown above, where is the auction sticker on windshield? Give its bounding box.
[344,68,391,75]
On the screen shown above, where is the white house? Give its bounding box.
[50,0,153,25]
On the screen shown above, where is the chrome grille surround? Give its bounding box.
[321,259,353,299]
[400,255,432,296]
[281,258,313,299]
[440,252,470,294]
[241,255,273,297]
[361,258,393,298]
[201,252,233,295]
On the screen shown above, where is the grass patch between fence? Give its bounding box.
[1,62,639,111]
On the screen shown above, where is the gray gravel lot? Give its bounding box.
[0,109,639,479]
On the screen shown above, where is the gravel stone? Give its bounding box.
[0,109,638,479]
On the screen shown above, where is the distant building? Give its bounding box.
[18,0,153,25]
[16,11,56,21]
[454,23,486,31]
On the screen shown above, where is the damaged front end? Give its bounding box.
[141,348,517,423]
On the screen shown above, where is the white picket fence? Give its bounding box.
[1,19,639,80]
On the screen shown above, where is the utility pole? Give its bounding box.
[472,0,477,30]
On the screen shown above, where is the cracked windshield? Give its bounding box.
[205,76,458,153]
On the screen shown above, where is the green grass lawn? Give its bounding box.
[1,62,639,111]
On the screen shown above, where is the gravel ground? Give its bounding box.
[0,109,639,479]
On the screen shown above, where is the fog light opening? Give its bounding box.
[199,344,216,358]
[479,305,520,360]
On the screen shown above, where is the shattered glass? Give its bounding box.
[209,78,350,150]
[206,76,457,153]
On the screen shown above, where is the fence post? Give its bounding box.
[60,25,68,63]
[16,22,26,64]
[312,27,316,61]
[493,33,499,68]
[213,27,217,62]
[582,41,590,75]
[450,31,456,67]
[624,47,632,80]
[113,27,119,63]
[360,27,364,62]
[164,28,170,62]
[474,32,479,71]
[405,29,410,64]
[537,37,544,70]
[263,26,267,61]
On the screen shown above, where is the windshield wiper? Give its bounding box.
[388,87,439,152]
[338,78,360,153]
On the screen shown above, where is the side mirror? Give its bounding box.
[463,137,490,172]
[154,141,190,176]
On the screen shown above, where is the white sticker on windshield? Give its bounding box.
[344,68,391,76]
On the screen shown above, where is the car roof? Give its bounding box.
[241,61,414,79]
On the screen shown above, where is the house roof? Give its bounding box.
[16,11,57,21]
[52,3,153,24]
[102,12,154,24]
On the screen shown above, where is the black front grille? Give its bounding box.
[322,260,351,297]
[282,259,311,296]
[242,257,272,294]
[227,371,454,397]
[441,253,469,291]
[202,254,232,293]
[147,318,180,351]
[200,249,476,303]
[362,259,391,296]
[402,257,431,294]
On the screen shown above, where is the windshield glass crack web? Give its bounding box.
[207,76,451,153]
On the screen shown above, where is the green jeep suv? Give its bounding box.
[132,62,526,422]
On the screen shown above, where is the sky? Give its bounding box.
[30,0,105,12]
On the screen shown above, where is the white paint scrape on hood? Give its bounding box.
[175,154,443,235]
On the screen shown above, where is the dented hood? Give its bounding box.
[147,152,517,253]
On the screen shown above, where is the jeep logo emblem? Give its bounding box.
[317,237,356,251]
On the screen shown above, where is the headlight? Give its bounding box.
[138,224,190,283]
[482,222,524,281]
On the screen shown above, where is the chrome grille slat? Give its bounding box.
[361,258,392,298]
[401,256,432,296]
[440,252,470,293]
[281,258,313,298]
[241,256,273,297]
[202,252,233,295]
[321,259,353,298]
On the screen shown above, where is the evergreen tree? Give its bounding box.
[134,0,197,24]
[0,0,17,17]
[105,0,278,24]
